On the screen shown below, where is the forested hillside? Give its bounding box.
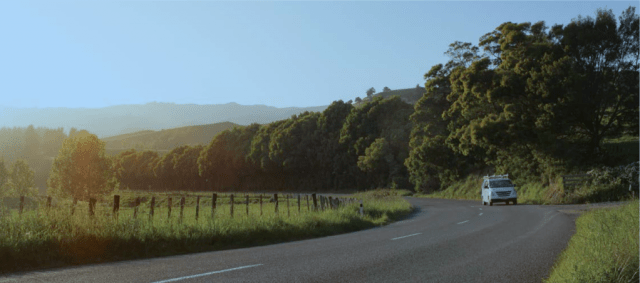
[405,7,639,191]
[354,86,425,105]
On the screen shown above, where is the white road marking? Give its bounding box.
[152,264,263,283]
[391,233,422,240]
[479,208,482,210]
[479,213,483,216]
[457,220,469,224]
[394,219,415,225]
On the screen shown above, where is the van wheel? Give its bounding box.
[513,200,517,205]
[489,201,493,206]
[505,201,509,205]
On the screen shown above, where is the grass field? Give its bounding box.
[0,189,412,274]
[545,200,639,282]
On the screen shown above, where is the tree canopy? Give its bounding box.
[48,131,112,200]
[9,159,37,197]
[406,6,639,191]
[366,87,376,98]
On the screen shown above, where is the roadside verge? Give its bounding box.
[0,189,412,274]
[544,200,639,282]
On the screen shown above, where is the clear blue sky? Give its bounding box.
[0,1,636,109]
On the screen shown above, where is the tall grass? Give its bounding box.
[0,190,412,274]
[545,200,639,282]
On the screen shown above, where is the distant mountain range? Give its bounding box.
[0,87,425,139]
[0,102,328,138]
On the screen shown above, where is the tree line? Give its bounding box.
[0,125,68,163]
[106,96,413,194]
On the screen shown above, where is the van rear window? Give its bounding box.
[490,180,513,188]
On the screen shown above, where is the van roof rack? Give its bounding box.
[483,174,509,180]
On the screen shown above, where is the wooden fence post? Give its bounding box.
[71,198,78,215]
[246,195,249,216]
[89,198,96,216]
[260,195,263,216]
[274,194,278,215]
[328,196,333,210]
[47,196,52,211]
[212,193,217,219]
[286,194,290,217]
[180,197,185,221]
[196,196,200,221]
[306,195,309,211]
[167,197,172,218]
[150,196,155,220]
[230,194,234,218]
[312,194,317,211]
[113,195,120,219]
[19,196,24,216]
[297,194,301,214]
[360,199,364,216]
[134,197,140,219]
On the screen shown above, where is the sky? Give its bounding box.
[0,1,637,109]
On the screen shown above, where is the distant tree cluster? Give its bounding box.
[0,125,69,193]
[366,87,376,98]
[0,158,37,197]
[0,126,67,163]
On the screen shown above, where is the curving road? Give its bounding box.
[1,198,577,283]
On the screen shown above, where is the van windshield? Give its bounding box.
[490,180,513,188]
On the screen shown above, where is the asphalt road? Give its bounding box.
[1,198,578,283]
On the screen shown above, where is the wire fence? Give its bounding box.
[0,193,364,221]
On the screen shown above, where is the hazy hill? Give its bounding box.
[0,102,328,138]
[103,122,240,154]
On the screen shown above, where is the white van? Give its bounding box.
[481,174,518,206]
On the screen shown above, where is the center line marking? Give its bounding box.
[391,233,422,240]
[152,264,263,283]
[479,213,483,216]
[457,220,469,224]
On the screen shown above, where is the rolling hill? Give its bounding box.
[103,122,240,154]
